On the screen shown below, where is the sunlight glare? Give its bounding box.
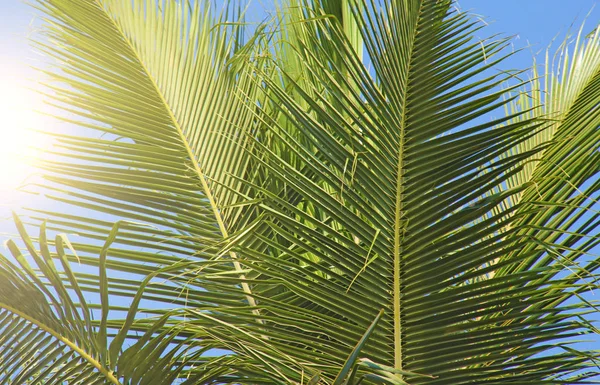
[0,76,44,199]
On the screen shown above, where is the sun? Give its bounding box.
[0,76,44,198]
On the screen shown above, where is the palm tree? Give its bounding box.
[2,0,600,383]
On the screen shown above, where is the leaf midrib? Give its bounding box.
[393,1,427,371]
[90,0,257,307]
[0,304,122,385]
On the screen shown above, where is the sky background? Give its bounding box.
[0,0,599,356]
[2,1,598,226]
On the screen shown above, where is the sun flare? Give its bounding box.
[0,76,44,196]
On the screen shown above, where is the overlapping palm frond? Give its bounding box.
[221,0,600,382]
[26,0,268,313]
[496,26,600,274]
[0,215,206,385]
[2,0,600,384]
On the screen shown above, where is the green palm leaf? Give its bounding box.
[0,216,202,385]
[218,0,600,382]
[28,0,266,310]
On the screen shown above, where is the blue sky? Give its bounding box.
[2,1,599,84]
[2,1,597,219]
[0,0,599,361]
[459,1,599,71]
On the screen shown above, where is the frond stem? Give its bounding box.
[393,0,426,370]
[92,0,259,312]
[0,304,122,385]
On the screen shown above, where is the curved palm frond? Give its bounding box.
[496,25,600,273]
[0,216,206,385]
[28,0,267,307]
[214,0,600,383]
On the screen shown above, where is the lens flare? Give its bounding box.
[0,76,44,201]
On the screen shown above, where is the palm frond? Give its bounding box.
[211,1,600,382]
[27,0,268,314]
[0,216,203,385]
